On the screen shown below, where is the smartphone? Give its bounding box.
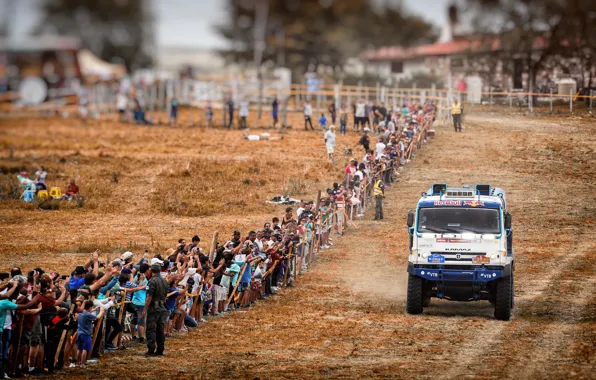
[0,273,9,281]
[61,274,68,280]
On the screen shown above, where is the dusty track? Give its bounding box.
[56,113,595,379]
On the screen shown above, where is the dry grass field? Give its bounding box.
[0,109,594,379]
[0,110,358,271]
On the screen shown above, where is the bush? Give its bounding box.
[0,176,23,200]
[36,198,60,210]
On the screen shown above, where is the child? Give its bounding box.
[77,300,104,368]
[319,113,327,131]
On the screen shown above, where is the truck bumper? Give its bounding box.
[407,262,512,282]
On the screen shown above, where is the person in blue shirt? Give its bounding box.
[165,281,180,336]
[77,300,104,368]
[131,264,149,343]
[319,113,328,131]
[169,98,179,127]
[272,97,279,126]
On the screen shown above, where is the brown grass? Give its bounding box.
[0,112,358,271]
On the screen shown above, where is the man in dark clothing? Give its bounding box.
[328,103,337,124]
[272,98,279,125]
[226,98,234,129]
[359,129,371,152]
[142,264,169,356]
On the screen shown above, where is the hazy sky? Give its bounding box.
[9,0,449,48]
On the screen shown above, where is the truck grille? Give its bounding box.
[431,252,487,263]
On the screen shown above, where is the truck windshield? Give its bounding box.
[417,208,500,234]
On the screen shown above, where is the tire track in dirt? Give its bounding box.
[436,115,596,380]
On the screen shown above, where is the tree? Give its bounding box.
[462,0,596,91]
[33,0,155,70]
[216,0,439,79]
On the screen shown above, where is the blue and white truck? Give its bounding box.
[406,184,514,320]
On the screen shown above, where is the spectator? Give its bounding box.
[205,101,214,128]
[61,179,79,200]
[324,125,337,162]
[355,99,367,132]
[328,102,337,124]
[226,97,234,129]
[303,101,314,131]
[169,98,179,127]
[239,99,249,129]
[339,104,348,135]
[319,113,327,131]
[272,97,279,126]
[359,128,371,152]
[375,137,386,159]
[77,300,104,368]
[35,166,47,191]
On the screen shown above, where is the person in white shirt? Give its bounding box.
[304,101,314,131]
[239,100,249,129]
[375,137,386,159]
[117,92,128,122]
[35,166,47,185]
[387,121,396,133]
[355,99,366,132]
[324,125,337,161]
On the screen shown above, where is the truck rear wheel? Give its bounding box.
[406,274,424,314]
[494,276,512,321]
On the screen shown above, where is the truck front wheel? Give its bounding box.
[406,274,424,314]
[494,276,512,321]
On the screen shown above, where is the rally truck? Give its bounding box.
[405,184,514,320]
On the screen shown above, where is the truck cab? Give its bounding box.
[406,184,514,320]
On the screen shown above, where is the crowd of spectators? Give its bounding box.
[0,103,436,377]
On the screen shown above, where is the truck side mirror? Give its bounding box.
[504,212,512,229]
[407,211,414,228]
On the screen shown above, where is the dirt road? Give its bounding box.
[67,113,595,379]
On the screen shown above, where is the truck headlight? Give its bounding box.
[490,254,497,260]
[422,252,429,258]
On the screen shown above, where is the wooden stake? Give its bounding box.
[115,291,127,347]
[209,231,219,263]
[53,302,77,367]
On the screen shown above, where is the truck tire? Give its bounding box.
[494,277,512,321]
[406,274,424,314]
[510,272,515,308]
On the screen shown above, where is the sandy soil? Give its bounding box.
[1,112,595,379]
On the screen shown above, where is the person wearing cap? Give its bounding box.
[142,263,169,356]
[324,125,336,162]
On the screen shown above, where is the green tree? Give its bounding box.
[216,0,439,79]
[33,0,155,70]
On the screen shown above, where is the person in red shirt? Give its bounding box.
[63,179,79,200]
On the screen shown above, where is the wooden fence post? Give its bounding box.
[209,231,218,263]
